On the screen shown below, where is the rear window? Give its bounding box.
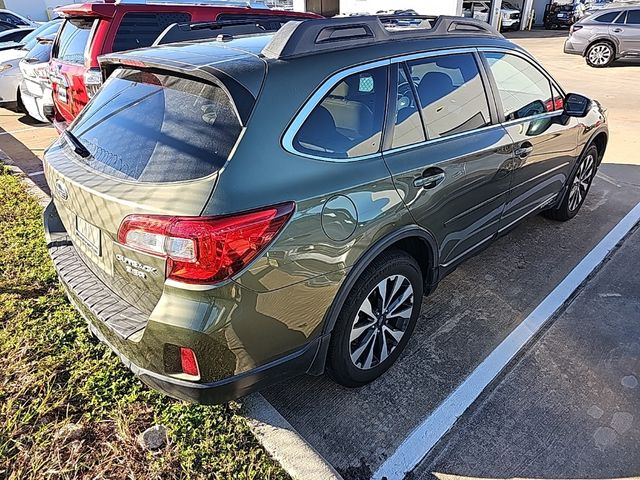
[112,12,191,52]
[25,40,52,63]
[68,68,242,183]
[55,18,95,64]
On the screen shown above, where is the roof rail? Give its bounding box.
[153,14,312,45]
[114,0,269,7]
[262,15,502,60]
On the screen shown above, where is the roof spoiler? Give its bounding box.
[262,15,503,60]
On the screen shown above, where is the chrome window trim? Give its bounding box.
[282,47,489,162]
[281,59,390,163]
[384,122,504,156]
[282,46,567,163]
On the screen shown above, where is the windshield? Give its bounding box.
[20,20,61,50]
[68,68,242,183]
[502,2,518,9]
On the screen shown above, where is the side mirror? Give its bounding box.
[564,93,591,117]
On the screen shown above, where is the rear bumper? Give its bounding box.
[43,201,321,403]
[564,38,586,56]
[20,80,51,123]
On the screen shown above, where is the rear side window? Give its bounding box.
[627,10,640,24]
[55,18,95,64]
[406,53,491,139]
[594,11,619,23]
[68,68,242,183]
[293,66,388,159]
[614,11,627,24]
[113,12,191,52]
[484,52,553,121]
[392,65,426,149]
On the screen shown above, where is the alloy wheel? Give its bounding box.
[349,275,414,370]
[568,153,595,212]
[588,44,612,66]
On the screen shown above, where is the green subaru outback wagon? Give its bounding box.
[43,15,608,403]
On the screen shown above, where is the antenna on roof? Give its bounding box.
[262,16,502,61]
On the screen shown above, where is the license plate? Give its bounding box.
[76,216,101,256]
[57,87,67,103]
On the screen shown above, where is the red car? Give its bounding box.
[49,0,318,130]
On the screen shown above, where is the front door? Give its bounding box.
[613,9,640,54]
[480,50,580,233]
[382,53,513,269]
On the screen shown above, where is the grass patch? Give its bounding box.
[0,165,288,479]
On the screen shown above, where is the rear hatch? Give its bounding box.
[44,63,257,314]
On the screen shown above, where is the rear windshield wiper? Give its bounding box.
[64,130,90,158]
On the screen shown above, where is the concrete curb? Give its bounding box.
[243,393,343,480]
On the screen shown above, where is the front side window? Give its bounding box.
[293,66,388,159]
[627,10,640,24]
[406,53,491,139]
[113,12,191,52]
[67,68,242,183]
[484,52,553,121]
[55,18,95,64]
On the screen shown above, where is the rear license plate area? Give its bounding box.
[75,215,101,256]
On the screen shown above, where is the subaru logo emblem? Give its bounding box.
[55,179,68,201]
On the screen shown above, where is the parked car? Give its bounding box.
[0,20,56,52]
[0,26,35,44]
[0,9,38,28]
[0,19,61,108]
[545,3,583,29]
[48,0,319,130]
[565,6,640,66]
[19,34,56,122]
[43,15,608,403]
[463,1,522,31]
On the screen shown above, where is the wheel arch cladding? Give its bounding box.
[321,226,438,338]
[591,131,608,163]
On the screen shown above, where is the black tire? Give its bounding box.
[543,145,598,222]
[16,88,25,113]
[585,41,615,68]
[327,250,423,387]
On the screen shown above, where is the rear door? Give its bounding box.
[50,17,97,121]
[480,50,580,233]
[382,52,513,268]
[44,67,244,314]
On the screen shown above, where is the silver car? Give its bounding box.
[565,6,640,67]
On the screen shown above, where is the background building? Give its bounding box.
[0,0,74,21]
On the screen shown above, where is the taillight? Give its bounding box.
[117,202,295,285]
[180,347,199,377]
[83,68,102,98]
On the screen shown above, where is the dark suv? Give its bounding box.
[43,16,608,403]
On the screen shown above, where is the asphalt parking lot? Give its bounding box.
[1,30,639,480]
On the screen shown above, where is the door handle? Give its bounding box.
[414,172,445,189]
[613,28,623,33]
[514,145,534,159]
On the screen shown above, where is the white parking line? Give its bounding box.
[28,170,45,177]
[373,201,640,480]
[0,126,41,136]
